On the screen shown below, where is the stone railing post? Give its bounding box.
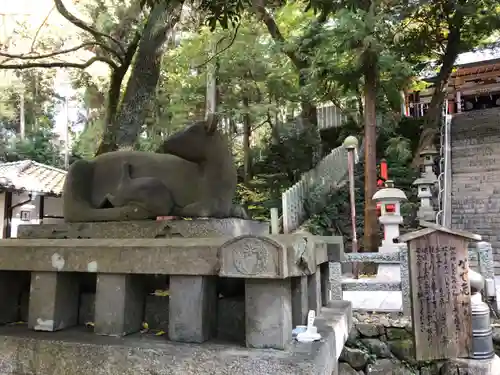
[398,243,411,316]
[476,241,497,301]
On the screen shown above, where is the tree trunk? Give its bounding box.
[242,96,252,183]
[363,58,379,253]
[96,1,184,154]
[412,24,462,167]
[95,68,127,154]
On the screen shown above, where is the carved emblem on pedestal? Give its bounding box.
[233,238,269,275]
[219,235,284,278]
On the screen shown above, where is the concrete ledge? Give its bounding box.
[0,236,326,278]
[0,301,352,375]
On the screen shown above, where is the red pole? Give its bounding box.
[380,159,388,181]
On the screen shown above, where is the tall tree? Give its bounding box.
[398,0,500,160]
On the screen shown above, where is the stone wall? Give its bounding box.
[450,107,500,273]
[340,312,499,375]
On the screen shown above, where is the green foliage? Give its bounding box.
[2,128,64,168]
[305,115,421,242]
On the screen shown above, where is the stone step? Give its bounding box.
[0,300,353,375]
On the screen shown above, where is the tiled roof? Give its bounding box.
[0,160,66,196]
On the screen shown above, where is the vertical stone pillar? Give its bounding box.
[291,275,308,327]
[169,275,217,343]
[329,262,343,301]
[28,272,79,331]
[308,267,322,314]
[245,278,292,350]
[94,274,145,336]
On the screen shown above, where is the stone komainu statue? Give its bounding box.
[63,115,247,222]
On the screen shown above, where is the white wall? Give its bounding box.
[7,192,64,238]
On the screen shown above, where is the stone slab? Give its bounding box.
[0,236,325,278]
[0,301,352,375]
[17,219,270,239]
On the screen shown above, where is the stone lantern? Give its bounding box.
[372,180,407,280]
[413,176,437,221]
[420,146,438,179]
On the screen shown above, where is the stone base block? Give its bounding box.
[169,276,217,343]
[94,274,145,336]
[18,219,269,239]
[0,301,352,375]
[245,279,292,350]
[28,272,79,332]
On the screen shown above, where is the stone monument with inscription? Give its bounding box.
[398,221,480,362]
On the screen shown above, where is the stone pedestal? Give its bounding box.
[28,272,79,331]
[17,219,270,240]
[94,274,145,336]
[169,275,217,343]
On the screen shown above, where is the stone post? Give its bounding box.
[28,272,80,331]
[94,274,145,337]
[372,180,407,281]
